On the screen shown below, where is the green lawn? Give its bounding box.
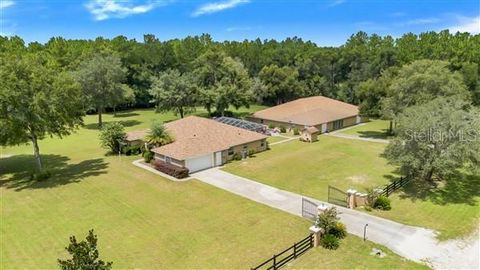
[341,119,392,139]
[267,136,289,144]
[225,136,394,198]
[223,136,479,240]
[288,236,428,269]
[0,108,424,268]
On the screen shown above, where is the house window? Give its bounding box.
[243,145,248,150]
[228,147,234,155]
[165,156,172,163]
[260,119,264,124]
[333,120,344,130]
[260,140,265,147]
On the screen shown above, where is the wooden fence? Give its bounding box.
[251,234,314,270]
[379,177,410,197]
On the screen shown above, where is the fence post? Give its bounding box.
[293,243,297,258]
[272,254,277,270]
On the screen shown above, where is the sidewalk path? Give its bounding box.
[269,136,300,146]
[325,124,390,144]
[326,132,390,144]
[192,168,479,269]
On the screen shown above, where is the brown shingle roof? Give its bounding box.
[125,129,149,142]
[303,126,319,134]
[151,116,267,160]
[251,96,359,126]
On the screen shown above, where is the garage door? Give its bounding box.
[185,153,213,173]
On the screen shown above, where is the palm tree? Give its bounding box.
[145,120,173,146]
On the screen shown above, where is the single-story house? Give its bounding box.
[247,96,365,133]
[150,116,267,173]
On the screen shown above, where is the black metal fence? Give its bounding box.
[379,177,410,197]
[251,234,314,270]
[301,198,318,220]
[327,185,348,207]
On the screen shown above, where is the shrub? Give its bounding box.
[248,149,255,157]
[293,128,300,135]
[99,122,126,153]
[122,145,132,156]
[328,222,347,239]
[320,234,339,250]
[143,151,154,163]
[232,153,242,160]
[373,195,392,210]
[146,120,173,146]
[153,160,189,179]
[279,126,287,133]
[268,123,275,129]
[129,144,141,155]
[211,111,234,117]
[31,170,52,181]
[316,207,340,233]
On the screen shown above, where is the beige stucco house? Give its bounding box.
[247,96,365,133]
[127,116,267,173]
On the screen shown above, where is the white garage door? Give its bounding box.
[185,153,213,173]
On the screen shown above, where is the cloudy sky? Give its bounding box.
[1,0,479,46]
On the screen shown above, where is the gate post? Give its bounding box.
[309,226,322,247]
[346,189,357,208]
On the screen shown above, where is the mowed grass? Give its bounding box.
[0,108,425,269]
[223,136,479,240]
[340,119,392,140]
[267,136,289,144]
[224,136,394,199]
[288,236,429,270]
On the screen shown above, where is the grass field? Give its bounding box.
[288,236,429,269]
[223,135,479,240]
[225,137,394,198]
[0,108,425,268]
[267,136,289,144]
[340,119,392,139]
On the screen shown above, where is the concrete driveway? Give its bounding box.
[192,168,479,270]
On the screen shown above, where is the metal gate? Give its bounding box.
[301,198,318,220]
[327,185,348,207]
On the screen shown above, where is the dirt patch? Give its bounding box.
[346,175,367,184]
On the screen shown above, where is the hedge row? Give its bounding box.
[153,160,189,179]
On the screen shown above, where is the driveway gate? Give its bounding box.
[301,198,318,220]
[327,185,348,207]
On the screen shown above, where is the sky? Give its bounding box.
[0,0,479,46]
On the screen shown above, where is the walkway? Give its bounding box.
[192,168,479,270]
[269,135,300,146]
[325,124,390,144]
[325,132,390,144]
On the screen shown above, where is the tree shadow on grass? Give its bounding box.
[83,120,142,130]
[357,129,390,139]
[0,154,108,191]
[113,112,140,118]
[398,170,480,206]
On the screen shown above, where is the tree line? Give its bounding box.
[1,31,479,113]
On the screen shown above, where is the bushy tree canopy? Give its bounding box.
[381,60,471,120]
[149,69,198,118]
[384,98,480,181]
[0,52,84,170]
[58,229,112,270]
